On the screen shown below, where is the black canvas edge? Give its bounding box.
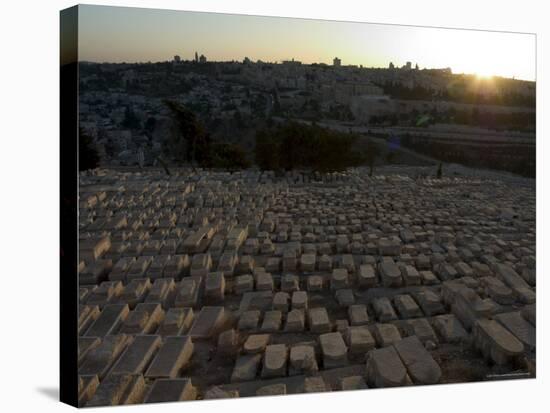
[60,5,79,408]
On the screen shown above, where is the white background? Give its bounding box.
[0,0,547,411]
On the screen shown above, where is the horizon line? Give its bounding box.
[78,59,535,82]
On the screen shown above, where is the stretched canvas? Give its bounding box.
[60,4,536,407]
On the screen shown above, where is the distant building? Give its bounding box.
[405,61,412,70]
[199,54,207,63]
[333,57,341,67]
[282,58,301,65]
[173,55,181,63]
[389,62,395,69]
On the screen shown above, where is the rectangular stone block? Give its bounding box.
[289,344,318,375]
[285,309,305,332]
[157,307,195,336]
[190,253,213,277]
[79,305,100,336]
[358,264,377,288]
[404,318,438,344]
[373,297,398,322]
[473,318,524,365]
[120,303,164,334]
[86,374,145,407]
[331,268,349,290]
[401,265,421,286]
[204,272,226,302]
[145,336,194,378]
[300,253,316,272]
[85,304,130,337]
[260,310,282,332]
[373,323,402,347]
[307,275,324,291]
[348,304,369,326]
[495,263,535,304]
[78,336,101,364]
[346,326,376,355]
[144,378,197,403]
[379,261,403,287]
[366,346,408,388]
[189,306,226,339]
[319,332,348,368]
[272,291,290,312]
[261,344,288,378]
[145,278,176,309]
[79,334,133,379]
[494,311,536,350]
[238,310,261,331]
[231,354,261,382]
[110,335,162,375]
[78,375,99,407]
[393,335,441,384]
[433,314,468,343]
[394,294,423,319]
[119,278,152,309]
[308,307,331,333]
[234,274,254,294]
[174,276,202,308]
[256,272,274,291]
[415,290,445,316]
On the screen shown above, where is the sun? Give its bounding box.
[474,67,495,80]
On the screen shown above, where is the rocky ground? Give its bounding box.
[76,166,536,407]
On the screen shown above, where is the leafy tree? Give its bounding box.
[255,129,281,170]
[144,117,156,134]
[365,140,381,176]
[122,106,141,129]
[254,121,365,173]
[164,100,212,167]
[79,128,100,171]
[210,143,251,170]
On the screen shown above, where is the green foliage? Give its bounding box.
[365,139,381,176]
[376,80,535,108]
[122,106,141,129]
[164,100,211,166]
[255,128,281,171]
[255,121,366,173]
[164,100,250,171]
[144,117,156,134]
[401,134,534,177]
[79,128,100,171]
[209,143,251,170]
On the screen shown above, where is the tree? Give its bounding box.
[436,162,443,179]
[254,121,365,173]
[79,128,100,171]
[255,128,281,171]
[164,100,212,167]
[365,140,381,177]
[210,143,251,171]
[122,106,141,129]
[144,117,156,134]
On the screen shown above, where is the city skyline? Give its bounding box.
[78,5,536,81]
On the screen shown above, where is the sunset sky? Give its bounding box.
[78,5,536,81]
